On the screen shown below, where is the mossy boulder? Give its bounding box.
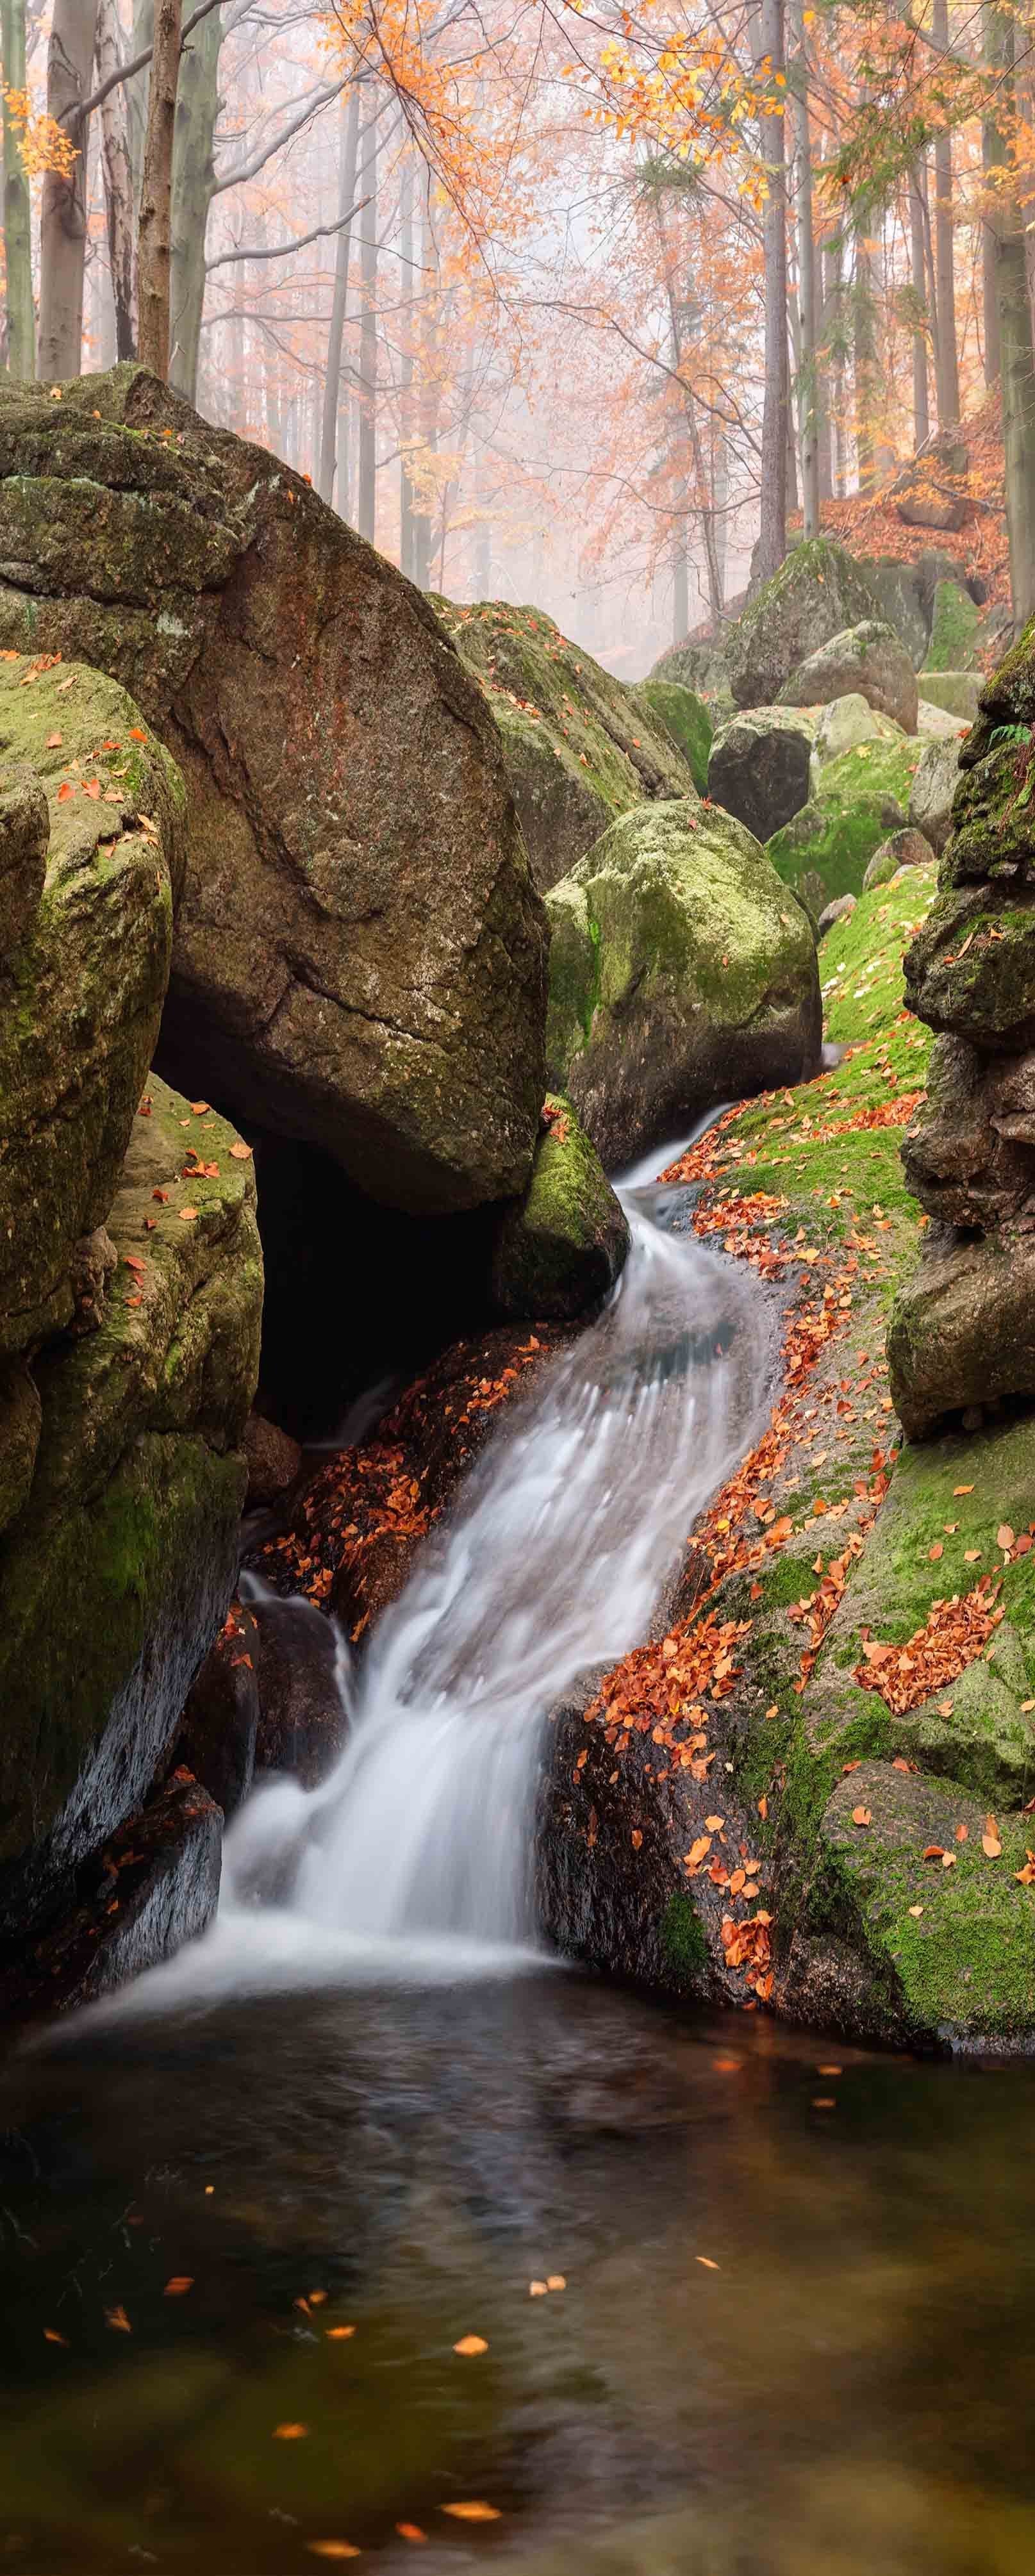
[544,799,821,1168]
[925,577,980,672]
[908,735,963,855]
[633,676,712,793]
[779,619,919,734]
[649,634,732,711]
[888,1226,1035,1437]
[0,1075,262,1939]
[441,600,691,892]
[490,1097,629,1320]
[725,539,879,709]
[855,554,931,666]
[916,670,982,723]
[766,737,923,911]
[707,706,815,843]
[862,827,936,893]
[0,367,547,1218]
[813,692,905,767]
[903,886,1035,1051]
[0,652,182,1357]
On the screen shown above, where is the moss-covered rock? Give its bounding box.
[545,799,822,1168]
[0,1360,40,1537]
[925,577,980,672]
[766,736,923,911]
[0,1074,262,1938]
[813,692,904,767]
[855,553,931,666]
[0,652,182,1357]
[707,706,815,842]
[888,1226,1035,1437]
[726,540,880,709]
[440,600,691,891]
[862,827,936,893]
[918,670,982,723]
[633,676,712,793]
[781,620,918,734]
[0,368,547,1218]
[491,1096,629,1320]
[903,885,1035,1050]
[649,634,732,712]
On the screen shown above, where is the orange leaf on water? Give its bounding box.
[453,2335,488,2356]
[163,2277,194,2297]
[395,2528,427,2544]
[105,2306,131,2333]
[440,2504,501,2523]
[274,2423,308,2440]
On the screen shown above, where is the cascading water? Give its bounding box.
[193,1158,775,1994]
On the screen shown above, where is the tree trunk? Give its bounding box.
[932,0,961,425]
[853,229,881,490]
[750,0,788,580]
[169,0,220,399]
[982,1,1004,385]
[789,0,820,538]
[38,0,100,379]
[412,169,439,589]
[317,82,360,504]
[909,166,930,447]
[127,0,153,208]
[95,0,136,359]
[356,113,377,543]
[1,0,34,376]
[987,8,1035,623]
[399,152,415,574]
[137,0,181,379]
[672,529,689,644]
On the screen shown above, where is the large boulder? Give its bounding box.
[633,676,712,793]
[490,1096,629,1319]
[854,554,931,666]
[725,539,879,709]
[766,737,923,912]
[779,619,919,734]
[706,706,815,842]
[0,653,183,1355]
[813,692,905,767]
[440,600,690,893]
[0,368,548,1216]
[649,633,732,710]
[862,825,936,891]
[908,735,964,853]
[0,1075,261,1939]
[544,800,821,1168]
[925,577,980,672]
[918,669,982,723]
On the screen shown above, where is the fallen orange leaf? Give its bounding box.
[453,2335,488,2356]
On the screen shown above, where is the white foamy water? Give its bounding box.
[108,1169,774,2012]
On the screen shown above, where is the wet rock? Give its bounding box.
[862,827,936,893]
[816,892,857,941]
[244,1410,302,1507]
[633,677,713,793]
[175,1601,261,1819]
[1,1771,223,2015]
[0,1358,40,1537]
[907,736,964,855]
[491,1097,629,1321]
[0,368,547,1218]
[725,539,879,709]
[438,598,691,893]
[544,799,822,1169]
[780,620,919,734]
[249,1588,348,1787]
[706,706,815,842]
[0,653,181,1356]
[536,1668,718,2001]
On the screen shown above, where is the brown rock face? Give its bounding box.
[0,367,547,1216]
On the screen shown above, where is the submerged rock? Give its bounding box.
[707,706,815,843]
[544,798,821,1169]
[725,539,879,709]
[440,599,691,891]
[0,368,547,1217]
[491,1097,629,1321]
[780,619,919,734]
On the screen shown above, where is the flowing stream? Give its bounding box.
[201,1153,775,1992]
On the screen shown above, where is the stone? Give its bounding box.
[900,1034,1035,1231]
[544,798,821,1169]
[917,696,971,741]
[244,1410,302,1507]
[903,885,1035,1052]
[925,578,980,672]
[175,1599,260,1819]
[0,653,181,1357]
[0,1074,262,1938]
[813,692,904,767]
[767,738,922,913]
[251,1587,348,1787]
[440,599,690,893]
[3,1770,224,2013]
[888,1226,1035,1435]
[725,539,879,709]
[854,554,930,666]
[649,634,731,708]
[490,1096,629,1319]
[907,735,963,854]
[779,620,919,733]
[861,827,936,893]
[816,892,857,940]
[633,675,712,793]
[897,479,969,534]
[917,670,982,723]
[0,368,547,1218]
[706,706,815,843]
[0,1358,40,1538]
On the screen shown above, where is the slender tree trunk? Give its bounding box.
[932,0,961,425]
[982,0,1004,385]
[38,0,100,379]
[169,0,219,398]
[789,0,820,538]
[672,529,689,643]
[909,165,930,446]
[987,7,1035,623]
[136,0,181,377]
[853,229,881,489]
[2,0,33,375]
[412,169,438,587]
[713,424,728,602]
[750,0,788,579]
[127,0,153,207]
[356,113,377,542]
[317,83,360,504]
[95,0,136,358]
[399,152,416,574]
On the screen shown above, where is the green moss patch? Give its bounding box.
[766,739,924,912]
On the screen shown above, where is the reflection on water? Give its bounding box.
[1,1974,1034,2573]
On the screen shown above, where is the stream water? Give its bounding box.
[3,1158,1035,2572]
